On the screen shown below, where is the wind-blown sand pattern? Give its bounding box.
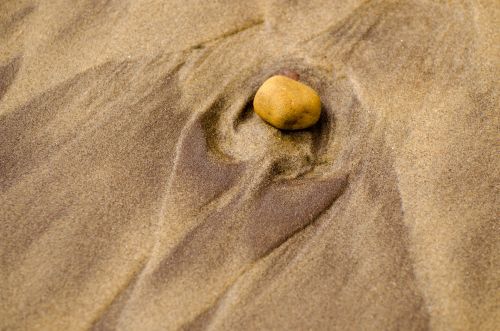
[0,1,499,330]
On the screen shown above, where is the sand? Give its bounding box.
[0,0,499,330]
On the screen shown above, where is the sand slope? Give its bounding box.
[0,1,499,330]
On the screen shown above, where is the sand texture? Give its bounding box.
[0,1,499,330]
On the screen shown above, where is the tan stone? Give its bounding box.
[253,75,321,130]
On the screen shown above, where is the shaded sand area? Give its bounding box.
[1,1,499,330]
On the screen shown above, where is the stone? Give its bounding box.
[253,75,321,130]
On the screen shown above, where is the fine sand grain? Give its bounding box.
[0,1,499,330]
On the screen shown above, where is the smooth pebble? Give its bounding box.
[253,75,321,130]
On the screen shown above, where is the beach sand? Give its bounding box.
[0,1,499,330]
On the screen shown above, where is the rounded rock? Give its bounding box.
[253,75,321,130]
